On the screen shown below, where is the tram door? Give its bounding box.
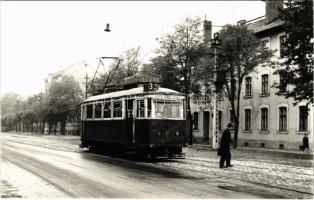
[125,99,135,147]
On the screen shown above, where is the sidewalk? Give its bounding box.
[188,143,314,159]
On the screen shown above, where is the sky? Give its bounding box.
[0,1,265,97]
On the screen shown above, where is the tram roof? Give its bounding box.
[83,87,183,103]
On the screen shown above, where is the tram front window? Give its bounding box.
[94,102,102,118]
[86,104,93,119]
[154,100,182,119]
[113,101,122,118]
[103,101,111,118]
[137,100,145,118]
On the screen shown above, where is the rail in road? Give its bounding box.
[1,133,313,199]
[153,157,313,198]
[2,138,259,198]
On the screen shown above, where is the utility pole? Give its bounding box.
[16,99,19,132]
[211,32,221,150]
[40,92,43,134]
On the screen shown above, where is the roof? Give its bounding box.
[253,20,284,34]
[83,87,183,103]
[122,74,161,85]
[245,15,284,36]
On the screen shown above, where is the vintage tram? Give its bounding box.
[80,75,186,158]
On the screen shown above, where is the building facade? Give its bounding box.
[192,0,313,150]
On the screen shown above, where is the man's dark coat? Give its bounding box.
[220,128,232,153]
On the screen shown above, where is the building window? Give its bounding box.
[94,102,102,119]
[280,35,287,58]
[244,109,251,131]
[261,108,268,131]
[218,111,222,131]
[279,107,287,131]
[279,73,287,93]
[245,77,252,96]
[86,104,93,119]
[232,79,237,99]
[193,112,198,130]
[299,106,308,131]
[229,110,234,125]
[261,74,269,95]
[262,39,270,49]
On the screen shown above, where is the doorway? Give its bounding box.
[203,111,210,142]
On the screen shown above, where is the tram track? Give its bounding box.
[154,157,313,197]
[186,157,313,176]
[2,134,312,198]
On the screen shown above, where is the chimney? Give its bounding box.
[203,20,212,48]
[265,0,283,24]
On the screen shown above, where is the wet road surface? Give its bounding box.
[1,133,313,198]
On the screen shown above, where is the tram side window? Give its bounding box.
[113,101,122,118]
[86,104,93,119]
[137,100,145,118]
[94,102,102,119]
[103,101,111,118]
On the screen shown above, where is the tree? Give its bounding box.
[217,24,273,148]
[0,93,20,116]
[152,16,206,144]
[0,93,22,132]
[141,55,182,92]
[275,0,313,105]
[22,94,43,133]
[44,76,83,134]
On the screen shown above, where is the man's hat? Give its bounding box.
[227,123,233,128]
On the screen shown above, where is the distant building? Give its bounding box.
[45,60,97,93]
[44,60,98,135]
[192,0,313,150]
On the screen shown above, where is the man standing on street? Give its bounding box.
[219,123,233,168]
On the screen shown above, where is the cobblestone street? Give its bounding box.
[157,147,313,197]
